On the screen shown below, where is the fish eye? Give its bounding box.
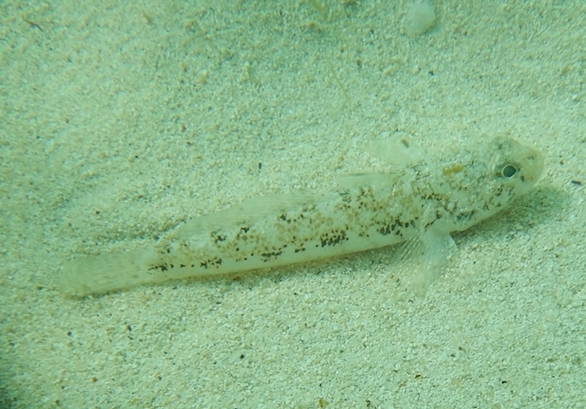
[501,164,518,179]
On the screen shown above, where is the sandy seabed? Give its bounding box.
[1,1,585,408]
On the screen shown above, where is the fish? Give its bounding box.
[60,135,544,297]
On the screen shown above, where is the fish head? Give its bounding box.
[437,136,544,232]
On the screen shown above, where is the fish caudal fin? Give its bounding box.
[60,246,161,297]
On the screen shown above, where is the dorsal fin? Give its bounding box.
[365,135,426,167]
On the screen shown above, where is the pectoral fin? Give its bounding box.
[395,227,458,295]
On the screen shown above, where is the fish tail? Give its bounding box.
[60,245,162,297]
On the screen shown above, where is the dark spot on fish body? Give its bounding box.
[456,210,476,222]
[260,250,283,262]
[200,257,223,269]
[377,224,392,236]
[319,229,348,247]
[149,263,169,272]
[214,234,227,243]
[236,226,251,242]
[378,218,411,236]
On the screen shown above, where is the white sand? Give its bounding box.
[1,0,585,407]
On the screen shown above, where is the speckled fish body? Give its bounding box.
[61,136,543,296]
